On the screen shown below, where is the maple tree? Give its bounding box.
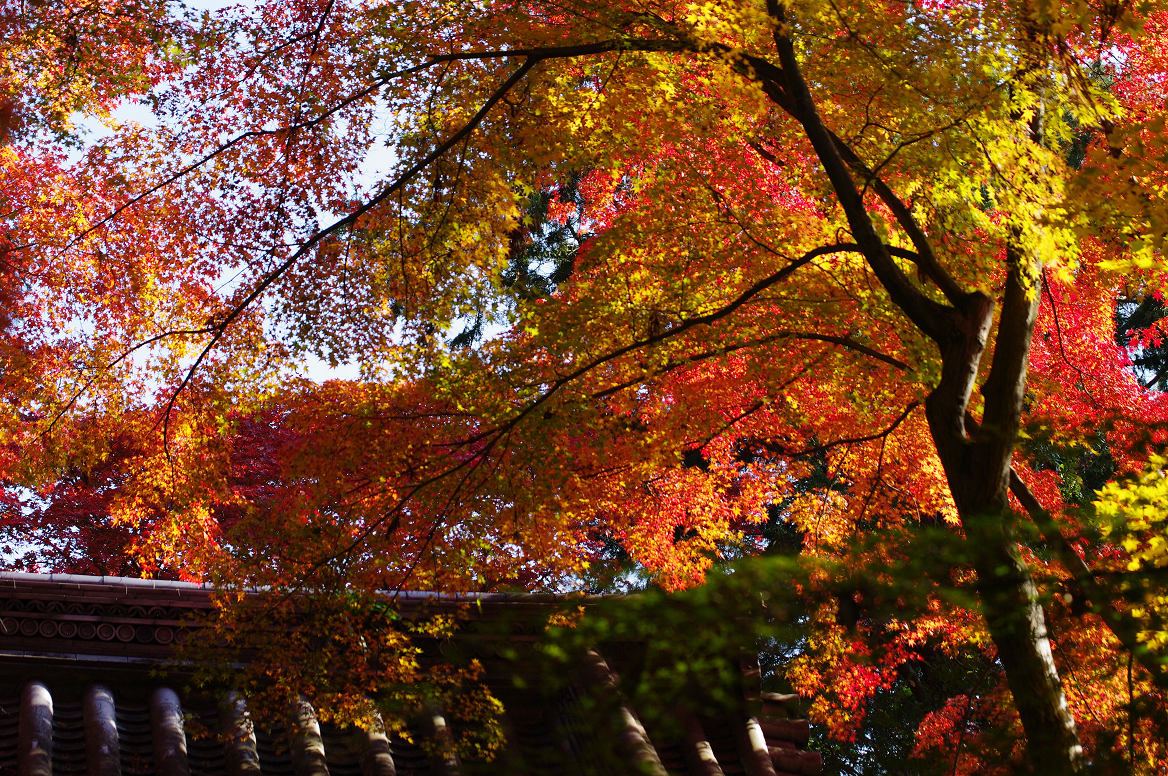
[4,0,1168,771]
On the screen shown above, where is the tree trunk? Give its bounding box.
[965,510,1085,771]
[926,261,1085,772]
[762,9,1087,765]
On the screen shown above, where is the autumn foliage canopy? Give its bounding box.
[3,0,1168,771]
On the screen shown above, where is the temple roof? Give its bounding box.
[0,573,821,776]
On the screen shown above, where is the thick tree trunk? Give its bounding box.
[926,261,1085,772]
[965,510,1085,771]
[762,9,1087,766]
[928,444,1085,773]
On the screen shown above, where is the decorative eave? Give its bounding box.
[0,573,215,666]
[0,573,822,775]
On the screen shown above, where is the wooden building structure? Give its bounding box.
[0,573,821,775]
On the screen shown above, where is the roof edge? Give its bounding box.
[0,570,582,604]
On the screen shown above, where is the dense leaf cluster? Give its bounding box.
[3,0,1168,771]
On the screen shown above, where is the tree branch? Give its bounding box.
[156,56,542,442]
[1009,468,1168,689]
[747,399,921,459]
[825,130,969,309]
[762,0,956,346]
